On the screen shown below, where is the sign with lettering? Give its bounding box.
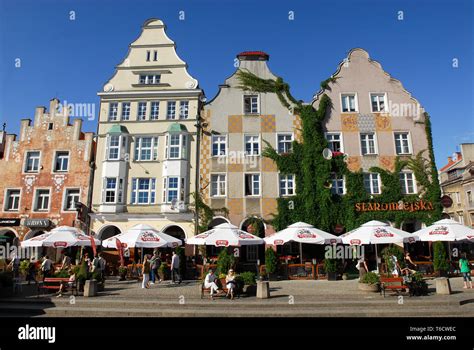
[0,218,21,226]
[24,219,51,228]
[355,200,434,213]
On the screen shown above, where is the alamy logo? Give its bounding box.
[18,324,56,343]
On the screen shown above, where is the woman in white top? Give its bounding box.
[225,269,236,300]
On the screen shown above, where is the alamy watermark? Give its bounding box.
[56,100,96,121]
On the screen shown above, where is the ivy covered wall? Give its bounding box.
[236,69,442,233]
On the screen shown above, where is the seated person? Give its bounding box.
[204,269,222,299]
[57,269,76,297]
[225,269,237,300]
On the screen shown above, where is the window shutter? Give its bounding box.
[182,135,187,159]
[164,135,169,159]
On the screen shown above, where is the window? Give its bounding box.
[167,101,176,119]
[244,95,259,114]
[212,135,227,156]
[331,173,345,195]
[146,51,150,62]
[399,172,416,194]
[277,134,293,154]
[164,177,179,203]
[104,178,123,204]
[326,133,342,153]
[467,191,472,204]
[341,94,357,112]
[139,75,161,85]
[25,151,40,173]
[150,101,160,120]
[64,189,80,211]
[165,134,187,160]
[245,135,260,156]
[107,135,120,160]
[211,174,226,197]
[360,133,377,155]
[370,93,386,112]
[363,173,381,194]
[108,103,119,121]
[153,50,158,61]
[244,174,260,196]
[137,102,147,121]
[54,151,69,172]
[34,189,50,211]
[48,123,54,130]
[179,101,189,119]
[457,213,464,225]
[4,189,20,211]
[131,178,156,204]
[279,174,295,196]
[121,102,130,121]
[394,132,411,155]
[135,137,158,161]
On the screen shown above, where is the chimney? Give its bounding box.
[49,98,60,118]
[19,119,32,141]
[34,106,46,127]
[447,156,452,163]
[72,118,82,140]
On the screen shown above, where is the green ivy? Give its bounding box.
[236,70,442,233]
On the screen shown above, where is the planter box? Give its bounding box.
[358,282,380,292]
[243,284,256,296]
[327,272,338,281]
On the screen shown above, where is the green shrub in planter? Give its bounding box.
[19,260,30,276]
[54,269,70,278]
[265,248,278,275]
[360,272,380,285]
[323,259,338,273]
[216,249,235,275]
[238,271,256,286]
[76,261,89,283]
[433,241,449,274]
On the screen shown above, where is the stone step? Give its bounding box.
[0,304,471,318]
[0,297,469,310]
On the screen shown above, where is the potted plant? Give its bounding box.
[216,249,235,276]
[118,266,128,281]
[158,262,169,281]
[237,271,257,296]
[433,241,449,277]
[265,247,278,280]
[407,272,428,296]
[19,260,30,281]
[324,259,338,281]
[91,270,105,291]
[358,272,380,292]
[76,261,89,291]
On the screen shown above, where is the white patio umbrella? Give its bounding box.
[340,220,419,273]
[264,222,341,263]
[186,223,264,247]
[413,219,474,242]
[21,226,100,248]
[101,224,182,249]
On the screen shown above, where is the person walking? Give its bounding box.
[357,255,368,281]
[171,251,181,284]
[41,256,53,280]
[459,253,473,289]
[149,251,161,284]
[141,255,151,289]
[8,253,20,279]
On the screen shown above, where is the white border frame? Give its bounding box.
[393,131,413,155]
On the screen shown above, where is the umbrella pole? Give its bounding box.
[375,244,379,274]
[299,243,303,264]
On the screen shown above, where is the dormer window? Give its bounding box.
[139,75,161,85]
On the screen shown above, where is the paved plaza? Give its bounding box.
[0,277,473,317]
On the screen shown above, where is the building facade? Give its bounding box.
[89,19,202,255]
[200,51,299,260]
[313,48,435,233]
[439,143,474,226]
[0,98,95,250]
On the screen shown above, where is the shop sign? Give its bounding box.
[0,218,21,226]
[24,219,51,228]
[355,200,434,213]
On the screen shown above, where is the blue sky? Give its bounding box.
[0,0,472,168]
